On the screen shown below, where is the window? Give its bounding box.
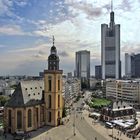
[48,80,52,91]
[42,90,44,101]
[36,108,38,123]
[58,95,60,107]
[35,87,37,89]
[38,93,40,95]
[48,112,51,122]
[17,111,22,129]
[58,111,60,118]
[25,88,27,90]
[58,79,60,91]
[28,109,32,128]
[8,110,12,127]
[41,106,45,122]
[30,87,32,90]
[48,76,52,91]
[28,94,30,97]
[33,93,35,95]
[48,95,51,108]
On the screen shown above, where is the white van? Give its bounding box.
[105,122,113,129]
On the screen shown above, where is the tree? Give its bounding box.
[0,96,10,106]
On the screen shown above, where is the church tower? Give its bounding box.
[44,36,63,126]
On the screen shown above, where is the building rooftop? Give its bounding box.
[5,80,44,107]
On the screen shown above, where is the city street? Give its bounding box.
[32,113,107,140]
[32,91,107,140]
[31,90,138,140]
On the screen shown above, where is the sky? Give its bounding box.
[0,0,140,76]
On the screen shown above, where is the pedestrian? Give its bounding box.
[4,133,7,139]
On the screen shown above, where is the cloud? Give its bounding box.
[0,0,13,16]
[0,45,5,48]
[118,0,133,11]
[66,1,103,19]
[0,25,30,36]
[32,50,48,59]
[14,0,28,7]
[58,51,69,57]
[122,42,140,54]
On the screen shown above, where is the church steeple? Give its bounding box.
[48,36,59,70]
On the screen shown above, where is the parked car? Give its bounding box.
[105,122,113,129]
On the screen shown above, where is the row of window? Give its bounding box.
[25,86,42,90]
[28,92,40,97]
[8,109,60,127]
[8,109,32,129]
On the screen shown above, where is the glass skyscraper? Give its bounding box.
[101,9,121,79]
[75,50,90,83]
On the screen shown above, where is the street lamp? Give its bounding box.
[73,108,76,136]
[112,127,113,140]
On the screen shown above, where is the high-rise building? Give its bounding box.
[95,65,102,79]
[67,72,72,79]
[125,53,132,78]
[101,6,121,79]
[125,53,140,78]
[75,50,90,85]
[132,54,140,78]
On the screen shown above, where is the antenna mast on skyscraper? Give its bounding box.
[111,0,113,12]
[53,35,55,46]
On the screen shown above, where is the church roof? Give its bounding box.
[5,80,44,107]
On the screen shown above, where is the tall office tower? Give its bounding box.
[75,50,90,85]
[95,65,102,79]
[125,53,132,78]
[101,4,121,79]
[126,53,140,78]
[132,54,140,78]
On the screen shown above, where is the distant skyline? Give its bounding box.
[0,0,140,76]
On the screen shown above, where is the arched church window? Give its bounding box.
[58,79,60,91]
[48,95,51,108]
[28,109,32,128]
[48,76,52,91]
[58,95,60,107]
[17,111,22,129]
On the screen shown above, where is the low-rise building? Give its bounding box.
[106,80,140,107]
[4,88,15,96]
[63,78,81,104]
[100,101,136,121]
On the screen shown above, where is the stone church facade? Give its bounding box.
[4,37,64,134]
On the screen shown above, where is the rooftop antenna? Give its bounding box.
[111,0,113,12]
[53,35,55,46]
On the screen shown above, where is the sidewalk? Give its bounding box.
[0,133,13,140]
[83,110,132,140]
[32,118,85,140]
